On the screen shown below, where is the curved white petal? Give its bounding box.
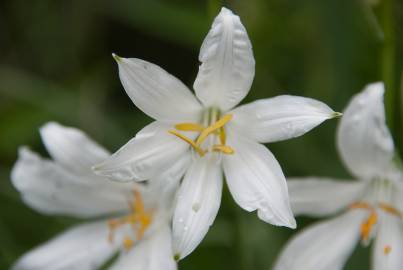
[223,135,296,228]
[193,7,255,111]
[11,147,130,218]
[372,212,403,270]
[288,177,368,217]
[337,82,394,180]
[12,221,117,270]
[274,210,366,270]
[93,121,190,182]
[149,151,191,206]
[172,156,223,260]
[40,122,110,173]
[229,95,338,143]
[114,55,202,122]
[110,224,176,270]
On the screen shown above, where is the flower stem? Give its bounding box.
[380,0,396,130]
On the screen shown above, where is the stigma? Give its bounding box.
[107,190,153,250]
[169,109,235,157]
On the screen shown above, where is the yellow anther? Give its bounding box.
[195,114,233,146]
[107,190,153,250]
[384,245,392,255]
[349,202,377,242]
[378,202,402,217]
[360,211,377,241]
[168,130,206,156]
[349,202,372,210]
[174,123,205,132]
[213,145,235,154]
[123,236,134,250]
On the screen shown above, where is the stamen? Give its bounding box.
[349,202,377,242]
[175,123,205,132]
[384,245,392,255]
[360,210,377,241]
[213,145,235,154]
[123,236,134,250]
[107,190,153,250]
[168,130,206,156]
[378,202,402,217]
[195,114,233,146]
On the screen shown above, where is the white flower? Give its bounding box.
[11,122,185,270]
[274,82,403,270]
[93,7,339,260]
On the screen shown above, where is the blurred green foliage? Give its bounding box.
[1,0,403,269]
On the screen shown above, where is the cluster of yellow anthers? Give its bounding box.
[108,190,154,250]
[169,114,235,157]
[350,201,402,255]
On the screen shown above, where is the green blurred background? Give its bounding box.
[1,0,403,269]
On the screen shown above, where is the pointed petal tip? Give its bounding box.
[332,112,343,118]
[174,253,181,261]
[112,53,122,62]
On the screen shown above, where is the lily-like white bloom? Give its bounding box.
[11,122,185,270]
[274,82,403,270]
[93,7,340,259]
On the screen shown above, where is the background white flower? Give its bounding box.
[274,82,403,270]
[11,122,184,270]
[93,7,340,260]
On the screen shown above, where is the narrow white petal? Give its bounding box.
[110,224,176,270]
[114,55,202,122]
[40,122,110,173]
[223,135,296,228]
[193,7,255,111]
[229,95,338,143]
[172,156,223,260]
[12,221,117,270]
[393,180,403,213]
[93,121,190,182]
[274,210,366,270]
[372,212,403,270]
[11,147,130,218]
[288,177,368,217]
[337,82,394,180]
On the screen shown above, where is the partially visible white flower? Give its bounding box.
[93,7,340,260]
[11,122,186,270]
[274,82,403,270]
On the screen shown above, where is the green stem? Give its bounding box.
[380,0,396,130]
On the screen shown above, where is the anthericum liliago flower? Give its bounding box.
[274,82,403,270]
[11,122,186,270]
[93,7,340,260]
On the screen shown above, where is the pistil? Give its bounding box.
[169,109,234,156]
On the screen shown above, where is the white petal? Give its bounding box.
[12,221,117,270]
[172,156,223,260]
[110,224,176,270]
[288,177,368,217]
[11,147,130,218]
[274,210,366,270]
[372,212,403,270]
[93,121,191,182]
[229,95,338,143]
[114,55,202,122]
[40,122,110,173]
[193,7,255,111]
[337,82,394,180]
[223,135,296,228]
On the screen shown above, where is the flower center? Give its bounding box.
[169,108,234,157]
[107,190,154,250]
[349,201,401,243]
